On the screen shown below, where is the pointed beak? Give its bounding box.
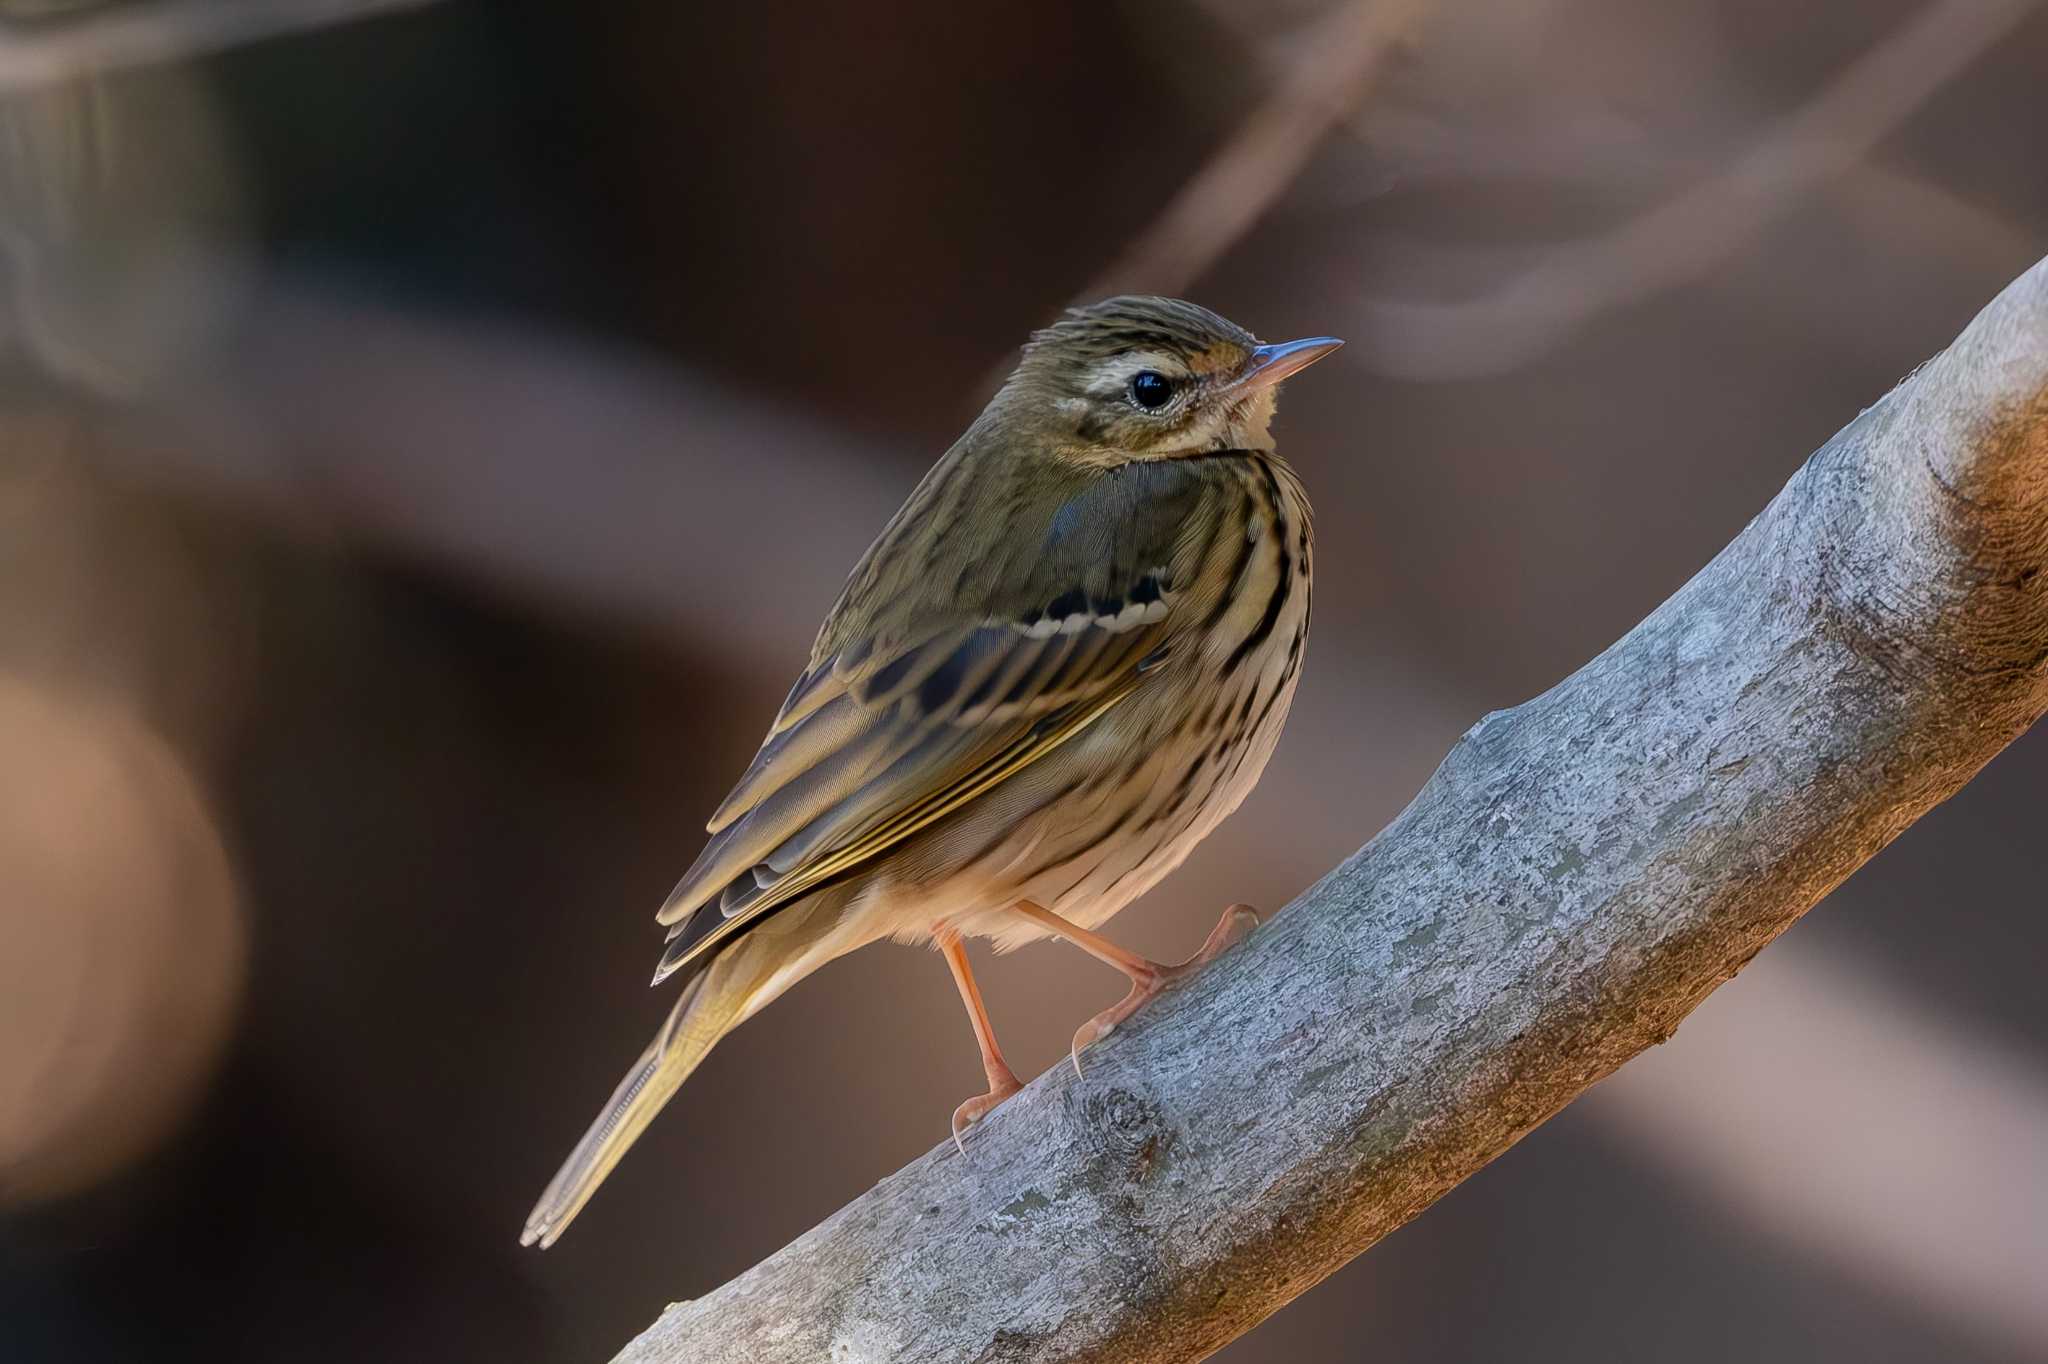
[1237,336,1344,391]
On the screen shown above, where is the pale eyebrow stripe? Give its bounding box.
[1082,351,1180,397]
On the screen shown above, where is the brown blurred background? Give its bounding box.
[2,2,2045,1361]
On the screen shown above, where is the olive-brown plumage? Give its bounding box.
[522,297,1340,1247]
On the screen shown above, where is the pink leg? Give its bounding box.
[1012,900,1261,1076]
[938,928,1023,1152]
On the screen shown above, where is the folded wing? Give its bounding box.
[651,571,1179,984]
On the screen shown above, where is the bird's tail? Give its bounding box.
[520,898,841,1249]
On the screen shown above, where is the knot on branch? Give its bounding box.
[1067,1082,1174,1186]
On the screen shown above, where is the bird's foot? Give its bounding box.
[951,1071,1024,1155]
[1069,903,1261,1077]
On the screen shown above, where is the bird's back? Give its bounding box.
[656,431,1311,953]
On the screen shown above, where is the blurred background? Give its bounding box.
[2,1,2045,1360]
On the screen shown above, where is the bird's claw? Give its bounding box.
[1069,903,1262,1078]
[950,1077,1023,1155]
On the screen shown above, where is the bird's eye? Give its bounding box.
[1129,371,1173,409]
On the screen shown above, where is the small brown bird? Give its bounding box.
[522,296,1339,1247]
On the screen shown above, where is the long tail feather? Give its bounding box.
[521,893,847,1248]
[520,970,725,1248]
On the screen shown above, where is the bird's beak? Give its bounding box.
[1236,336,1344,392]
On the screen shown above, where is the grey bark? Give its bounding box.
[615,257,2048,1364]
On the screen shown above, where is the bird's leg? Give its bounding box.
[937,927,1023,1153]
[1010,900,1261,1077]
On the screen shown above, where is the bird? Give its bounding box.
[521,295,1340,1248]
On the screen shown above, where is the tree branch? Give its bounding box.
[613,257,2048,1363]
[0,0,448,94]
[1078,0,1425,301]
[1346,0,2044,379]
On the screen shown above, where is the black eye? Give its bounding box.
[1130,370,1173,409]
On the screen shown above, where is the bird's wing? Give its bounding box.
[652,458,1219,984]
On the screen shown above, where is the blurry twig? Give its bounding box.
[0,0,448,93]
[1599,942,2048,1357]
[1350,0,2044,379]
[87,281,902,664]
[1080,0,1426,300]
[1828,161,2042,276]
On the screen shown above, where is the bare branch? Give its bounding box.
[1349,0,2043,378]
[85,284,901,663]
[0,0,449,94]
[1079,0,1426,300]
[612,256,2048,1363]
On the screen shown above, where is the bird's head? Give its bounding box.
[999,295,1342,463]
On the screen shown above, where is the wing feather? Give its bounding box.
[650,595,1175,983]
[653,670,1139,982]
[650,452,1231,986]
